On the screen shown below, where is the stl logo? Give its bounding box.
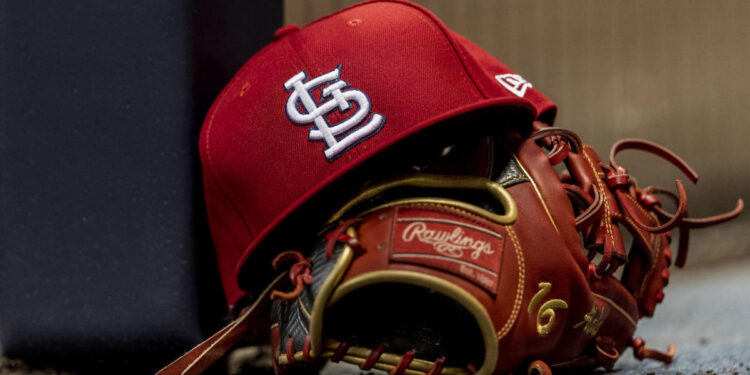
[284,65,385,161]
[495,73,533,98]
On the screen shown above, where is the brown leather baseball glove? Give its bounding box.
[256,121,742,375]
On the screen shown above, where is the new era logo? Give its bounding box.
[495,73,532,98]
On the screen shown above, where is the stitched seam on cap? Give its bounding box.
[222,38,307,250]
[384,0,486,99]
[285,31,312,72]
[301,0,483,100]
[203,49,268,239]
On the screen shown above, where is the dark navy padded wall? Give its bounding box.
[0,1,281,372]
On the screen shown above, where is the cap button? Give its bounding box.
[274,24,300,40]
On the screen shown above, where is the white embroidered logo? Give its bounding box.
[401,222,495,260]
[495,73,532,97]
[284,65,385,161]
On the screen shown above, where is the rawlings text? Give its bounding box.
[401,221,495,260]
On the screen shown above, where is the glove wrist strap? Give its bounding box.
[155,273,287,375]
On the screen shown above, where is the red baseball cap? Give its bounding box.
[200,0,545,308]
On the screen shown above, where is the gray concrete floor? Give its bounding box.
[610,255,750,375]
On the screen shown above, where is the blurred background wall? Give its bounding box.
[285,0,749,264]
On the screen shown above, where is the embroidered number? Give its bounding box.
[284,65,385,161]
[528,282,568,336]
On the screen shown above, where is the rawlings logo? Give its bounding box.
[284,65,385,161]
[391,213,505,294]
[401,222,495,260]
[494,73,532,98]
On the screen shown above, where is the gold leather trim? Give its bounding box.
[582,146,615,248]
[358,197,517,226]
[308,227,356,358]
[495,225,525,340]
[512,155,559,232]
[592,292,638,329]
[622,192,657,225]
[327,270,499,375]
[326,174,517,226]
[297,296,311,320]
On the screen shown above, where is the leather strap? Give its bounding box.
[646,186,744,267]
[609,138,698,183]
[156,273,287,375]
